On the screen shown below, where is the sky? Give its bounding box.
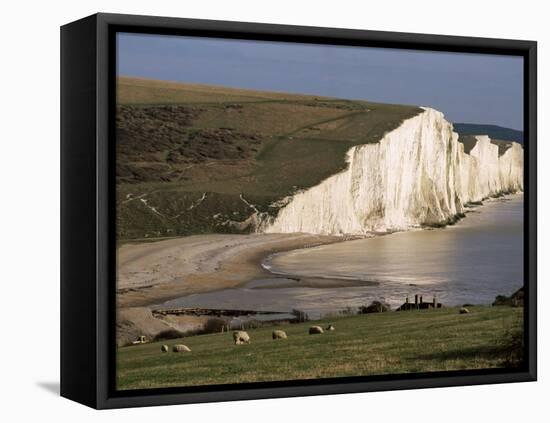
[117,33,524,131]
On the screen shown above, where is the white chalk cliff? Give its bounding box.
[263,107,523,235]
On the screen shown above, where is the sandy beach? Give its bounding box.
[116,195,523,346]
[116,233,352,306]
[116,233,348,345]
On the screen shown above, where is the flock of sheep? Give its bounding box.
[161,324,336,353]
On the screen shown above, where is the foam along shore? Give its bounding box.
[263,108,523,235]
[117,233,349,299]
[259,193,523,311]
[116,233,347,345]
[116,106,523,345]
[117,192,519,346]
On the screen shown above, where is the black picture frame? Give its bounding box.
[60,12,537,409]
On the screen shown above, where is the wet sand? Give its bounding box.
[117,233,353,308]
[116,233,353,344]
[148,195,524,320]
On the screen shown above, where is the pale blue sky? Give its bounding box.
[117,33,524,131]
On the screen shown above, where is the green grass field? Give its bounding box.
[117,306,523,390]
[116,77,422,239]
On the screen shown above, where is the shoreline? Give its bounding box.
[116,233,353,345]
[118,192,524,308]
[261,192,523,282]
[117,233,355,308]
[116,192,522,345]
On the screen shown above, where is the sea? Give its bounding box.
[158,194,524,319]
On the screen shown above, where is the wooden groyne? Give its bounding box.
[397,294,442,311]
[152,307,294,318]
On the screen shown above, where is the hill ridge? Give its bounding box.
[453,122,523,143]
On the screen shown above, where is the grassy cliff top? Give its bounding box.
[116,305,523,390]
[116,77,422,239]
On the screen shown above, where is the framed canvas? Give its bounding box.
[60,13,537,409]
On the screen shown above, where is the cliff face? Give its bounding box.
[263,108,523,235]
[497,141,524,193]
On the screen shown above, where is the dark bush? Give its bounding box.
[202,317,226,334]
[359,300,391,314]
[493,287,524,307]
[500,327,524,367]
[153,328,185,341]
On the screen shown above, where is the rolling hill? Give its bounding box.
[116,77,421,239]
[116,77,523,240]
[454,123,523,144]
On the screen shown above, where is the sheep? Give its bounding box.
[131,335,147,345]
[233,330,251,345]
[161,344,169,352]
[309,326,324,335]
[326,324,335,331]
[459,307,470,314]
[172,344,191,352]
[272,330,287,340]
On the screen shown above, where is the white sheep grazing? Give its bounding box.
[272,330,287,340]
[172,344,191,352]
[233,330,251,345]
[309,326,324,335]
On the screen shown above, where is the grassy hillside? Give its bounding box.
[116,77,421,239]
[117,306,523,390]
[454,123,523,144]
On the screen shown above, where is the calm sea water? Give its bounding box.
[159,195,523,318]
